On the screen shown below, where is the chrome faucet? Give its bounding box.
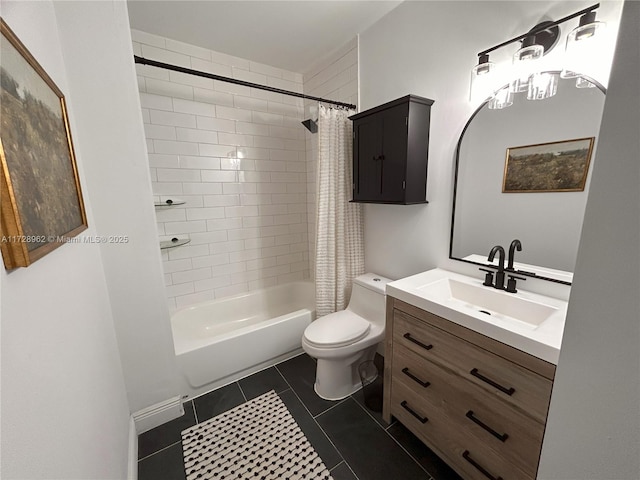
[488,245,506,290]
[507,239,522,271]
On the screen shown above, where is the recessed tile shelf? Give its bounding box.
[154,198,185,207]
[160,238,191,249]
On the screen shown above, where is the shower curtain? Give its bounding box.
[315,105,364,318]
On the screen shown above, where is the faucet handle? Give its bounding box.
[479,268,495,287]
[506,273,526,293]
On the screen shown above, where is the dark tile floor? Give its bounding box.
[138,353,461,480]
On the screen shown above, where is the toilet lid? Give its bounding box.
[304,311,371,348]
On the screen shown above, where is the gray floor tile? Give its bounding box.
[330,461,359,480]
[138,402,196,460]
[192,382,245,423]
[138,442,186,480]
[238,366,289,400]
[316,397,430,480]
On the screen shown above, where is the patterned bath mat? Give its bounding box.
[181,390,333,480]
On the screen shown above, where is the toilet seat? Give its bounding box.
[304,311,371,348]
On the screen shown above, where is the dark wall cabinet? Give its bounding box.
[350,95,433,204]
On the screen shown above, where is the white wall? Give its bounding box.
[132,30,309,311]
[302,37,359,275]
[0,1,131,478]
[358,1,622,284]
[53,3,181,416]
[538,1,640,477]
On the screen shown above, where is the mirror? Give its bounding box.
[451,73,606,284]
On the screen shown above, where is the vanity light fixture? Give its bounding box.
[470,3,603,107]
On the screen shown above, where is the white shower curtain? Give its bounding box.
[315,105,364,318]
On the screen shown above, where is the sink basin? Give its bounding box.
[416,278,557,328]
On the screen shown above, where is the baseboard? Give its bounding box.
[128,416,138,480]
[133,396,184,434]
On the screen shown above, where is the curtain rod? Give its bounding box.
[134,55,357,110]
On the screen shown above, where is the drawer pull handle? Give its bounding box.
[403,333,433,351]
[400,400,428,424]
[462,450,503,480]
[402,367,431,388]
[465,410,509,442]
[470,368,515,396]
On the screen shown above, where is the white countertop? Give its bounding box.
[386,268,568,364]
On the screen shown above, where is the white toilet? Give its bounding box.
[302,273,391,400]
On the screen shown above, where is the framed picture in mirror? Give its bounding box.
[0,19,87,270]
[502,137,595,193]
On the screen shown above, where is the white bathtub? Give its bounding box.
[171,281,315,396]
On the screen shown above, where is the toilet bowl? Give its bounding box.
[302,273,391,400]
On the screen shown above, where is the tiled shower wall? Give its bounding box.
[303,38,359,276]
[132,30,309,311]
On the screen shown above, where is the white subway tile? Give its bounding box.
[148,154,180,168]
[257,183,287,194]
[167,244,214,261]
[234,95,268,113]
[165,38,212,61]
[140,93,173,111]
[152,182,183,195]
[286,161,306,173]
[220,158,255,171]
[231,270,261,284]
[240,147,270,160]
[191,57,233,77]
[214,80,250,96]
[144,124,177,141]
[267,102,301,117]
[164,220,207,234]
[196,116,236,133]
[248,277,278,290]
[262,264,291,278]
[253,136,285,150]
[232,67,267,84]
[146,78,193,100]
[203,195,240,207]
[223,183,257,194]
[238,171,271,183]
[269,125,300,140]
[225,205,259,218]
[245,237,275,249]
[150,110,197,128]
[183,182,223,195]
[246,257,277,271]
[162,258,193,273]
[216,105,252,122]
[155,207,186,222]
[267,77,303,93]
[193,87,235,107]
[284,139,305,151]
[198,144,237,158]
[250,87,284,103]
[259,225,290,238]
[176,128,219,144]
[286,182,306,193]
[236,122,270,136]
[289,242,308,253]
[288,223,308,234]
[259,204,288,216]
[229,249,261,263]
[149,168,158,182]
[191,253,230,269]
[168,71,214,90]
[178,195,205,207]
[255,160,286,172]
[164,273,173,286]
[179,156,221,170]
[242,216,274,228]
[195,275,232,292]
[206,218,243,231]
[217,132,253,147]
[186,207,225,221]
[189,230,229,245]
[262,244,291,258]
[172,267,212,285]
[136,64,171,81]
[252,111,283,126]
[277,271,305,284]
[277,252,304,266]
[141,44,191,68]
[269,149,299,162]
[240,194,272,206]
[154,140,199,156]
[287,203,307,214]
[209,241,246,255]
[166,283,195,298]
[282,70,303,83]
[201,170,237,183]
[275,233,303,246]
[227,228,259,241]
[137,76,146,93]
[173,98,216,117]
[210,50,249,69]
[141,108,151,123]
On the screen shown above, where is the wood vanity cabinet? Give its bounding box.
[349,95,433,204]
[383,297,556,480]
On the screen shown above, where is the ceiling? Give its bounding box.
[126,1,401,74]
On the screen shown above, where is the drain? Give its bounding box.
[479,310,492,316]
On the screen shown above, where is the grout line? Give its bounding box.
[236,380,248,402]
[189,400,199,425]
[349,391,389,428]
[312,396,350,420]
[384,419,398,431]
[383,423,433,478]
[137,440,182,463]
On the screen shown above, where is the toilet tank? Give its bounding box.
[347,273,392,326]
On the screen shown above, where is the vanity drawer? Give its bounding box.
[393,308,553,423]
[392,344,544,476]
[391,379,534,480]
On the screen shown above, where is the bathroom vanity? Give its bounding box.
[383,269,567,480]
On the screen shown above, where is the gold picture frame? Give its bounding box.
[0,19,87,269]
[502,137,595,193]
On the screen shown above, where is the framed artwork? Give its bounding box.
[0,19,87,269]
[502,137,595,193]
